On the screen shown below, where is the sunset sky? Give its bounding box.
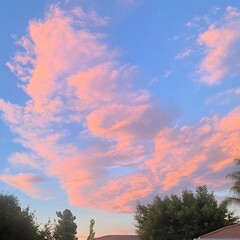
[1,0,240,238]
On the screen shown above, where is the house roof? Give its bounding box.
[94,235,139,240]
[199,224,240,238]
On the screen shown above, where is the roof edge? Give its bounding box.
[199,224,240,238]
[94,235,138,239]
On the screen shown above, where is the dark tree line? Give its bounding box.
[0,193,78,240]
[0,194,39,240]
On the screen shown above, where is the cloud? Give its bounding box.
[68,62,137,107]
[175,48,193,60]
[67,173,153,212]
[197,6,240,85]
[7,5,115,112]
[1,4,240,212]
[206,88,240,105]
[146,107,240,192]
[87,103,172,141]
[163,70,173,79]
[0,173,48,199]
[9,152,40,168]
[71,7,109,27]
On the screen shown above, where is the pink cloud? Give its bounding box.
[68,62,137,107]
[87,103,150,141]
[68,173,153,212]
[9,152,40,168]
[87,102,172,142]
[146,107,240,192]
[0,173,48,199]
[7,6,115,112]
[217,107,240,132]
[197,6,240,84]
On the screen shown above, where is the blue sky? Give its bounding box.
[0,0,240,238]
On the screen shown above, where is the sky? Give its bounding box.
[0,0,240,238]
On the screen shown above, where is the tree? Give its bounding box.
[87,219,95,240]
[53,209,78,240]
[134,185,239,240]
[226,158,240,205]
[0,193,40,240]
[39,220,54,240]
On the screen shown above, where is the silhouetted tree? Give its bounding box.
[53,209,78,240]
[134,185,239,240]
[0,193,40,240]
[39,219,54,240]
[87,219,95,240]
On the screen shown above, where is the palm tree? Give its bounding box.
[226,158,240,205]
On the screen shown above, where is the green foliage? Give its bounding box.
[87,219,95,240]
[0,193,40,240]
[54,209,78,240]
[226,158,240,205]
[134,185,239,240]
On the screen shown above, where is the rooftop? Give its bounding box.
[199,224,240,239]
[94,235,139,240]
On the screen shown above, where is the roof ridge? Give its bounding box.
[200,223,240,238]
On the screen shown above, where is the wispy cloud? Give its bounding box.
[9,152,41,168]
[197,6,240,85]
[206,88,240,105]
[175,48,193,60]
[0,173,49,199]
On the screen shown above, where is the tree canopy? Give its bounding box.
[53,209,78,240]
[134,185,239,240]
[0,193,40,240]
